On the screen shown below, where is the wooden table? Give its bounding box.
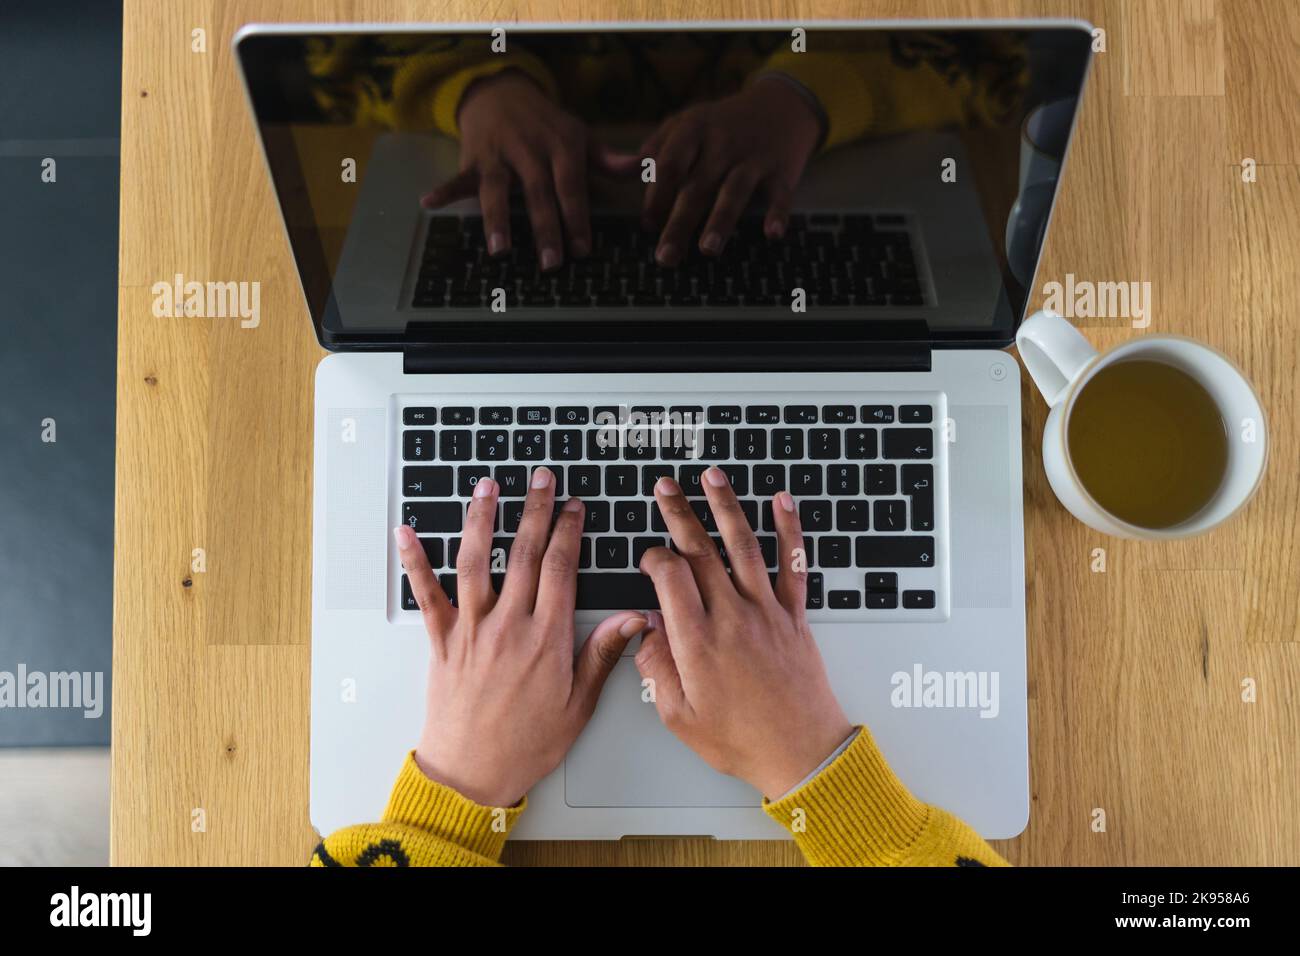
[112,0,1300,866]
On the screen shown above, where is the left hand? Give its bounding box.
[394,468,647,807]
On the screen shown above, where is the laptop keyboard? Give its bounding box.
[395,396,946,621]
[412,212,925,309]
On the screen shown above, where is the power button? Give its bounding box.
[990,363,1008,382]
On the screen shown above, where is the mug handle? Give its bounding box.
[1015,310,1098,407]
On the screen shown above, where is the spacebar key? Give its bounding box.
[575,574,660,609]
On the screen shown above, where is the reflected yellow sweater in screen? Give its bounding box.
[302,32,1026,147]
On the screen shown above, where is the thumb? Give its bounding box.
[633,610,690,724]
[570,610,647,720]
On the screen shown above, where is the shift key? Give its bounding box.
[402,501,463,532]
[855,536,935,567]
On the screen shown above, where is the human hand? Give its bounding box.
[394,467,647,807]
[617,76,824,265]
[635,467,852,798]
[421,71,625,269]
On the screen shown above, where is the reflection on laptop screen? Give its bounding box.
[237,26,1092,347]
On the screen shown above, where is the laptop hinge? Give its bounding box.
[401,320,931,374]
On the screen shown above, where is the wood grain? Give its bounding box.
[112,0,1300,866]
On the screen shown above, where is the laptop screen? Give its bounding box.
[236,24,1092,350]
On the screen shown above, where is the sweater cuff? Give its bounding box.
[775,727,860,799]
[763,725,931,866]
[382,751,527,862]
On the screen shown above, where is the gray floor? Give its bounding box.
[0,749,110,866]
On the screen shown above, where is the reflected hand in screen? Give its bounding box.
[621,76,824,266]
[421,71,628,271]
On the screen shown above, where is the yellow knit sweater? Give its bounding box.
[311,726,1008,867]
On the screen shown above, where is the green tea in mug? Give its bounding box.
[1066,359,1228,529]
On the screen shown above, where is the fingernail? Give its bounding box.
[488,232,506,255]
[646,610,665,632]
[766,219,787,239]
[655,476,681,496]
[700,232,721,254]
[704,466,728,488]
[473,477,497,498]
[656,243,677,265]
[778,490,795,513]
[393,525,416,547]
[619,616,648,638]
[531,466,553,489]
[563,497,583,512]
[541,247,561,271]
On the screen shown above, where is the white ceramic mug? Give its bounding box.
[1015,310,1268,539]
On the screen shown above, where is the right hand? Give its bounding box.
[421,71,626,269]
[633,467,853,799]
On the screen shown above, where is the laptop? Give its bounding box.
[235,20,1093,840]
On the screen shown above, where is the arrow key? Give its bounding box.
[865,589,898,609]
[903,589,936,609]
[865,572,898,590]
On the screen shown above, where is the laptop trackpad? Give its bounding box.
[564,659,761,807]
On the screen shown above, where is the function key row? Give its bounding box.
[403,404,934,427]
[403,406,567,426]
[713,404,932,425]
